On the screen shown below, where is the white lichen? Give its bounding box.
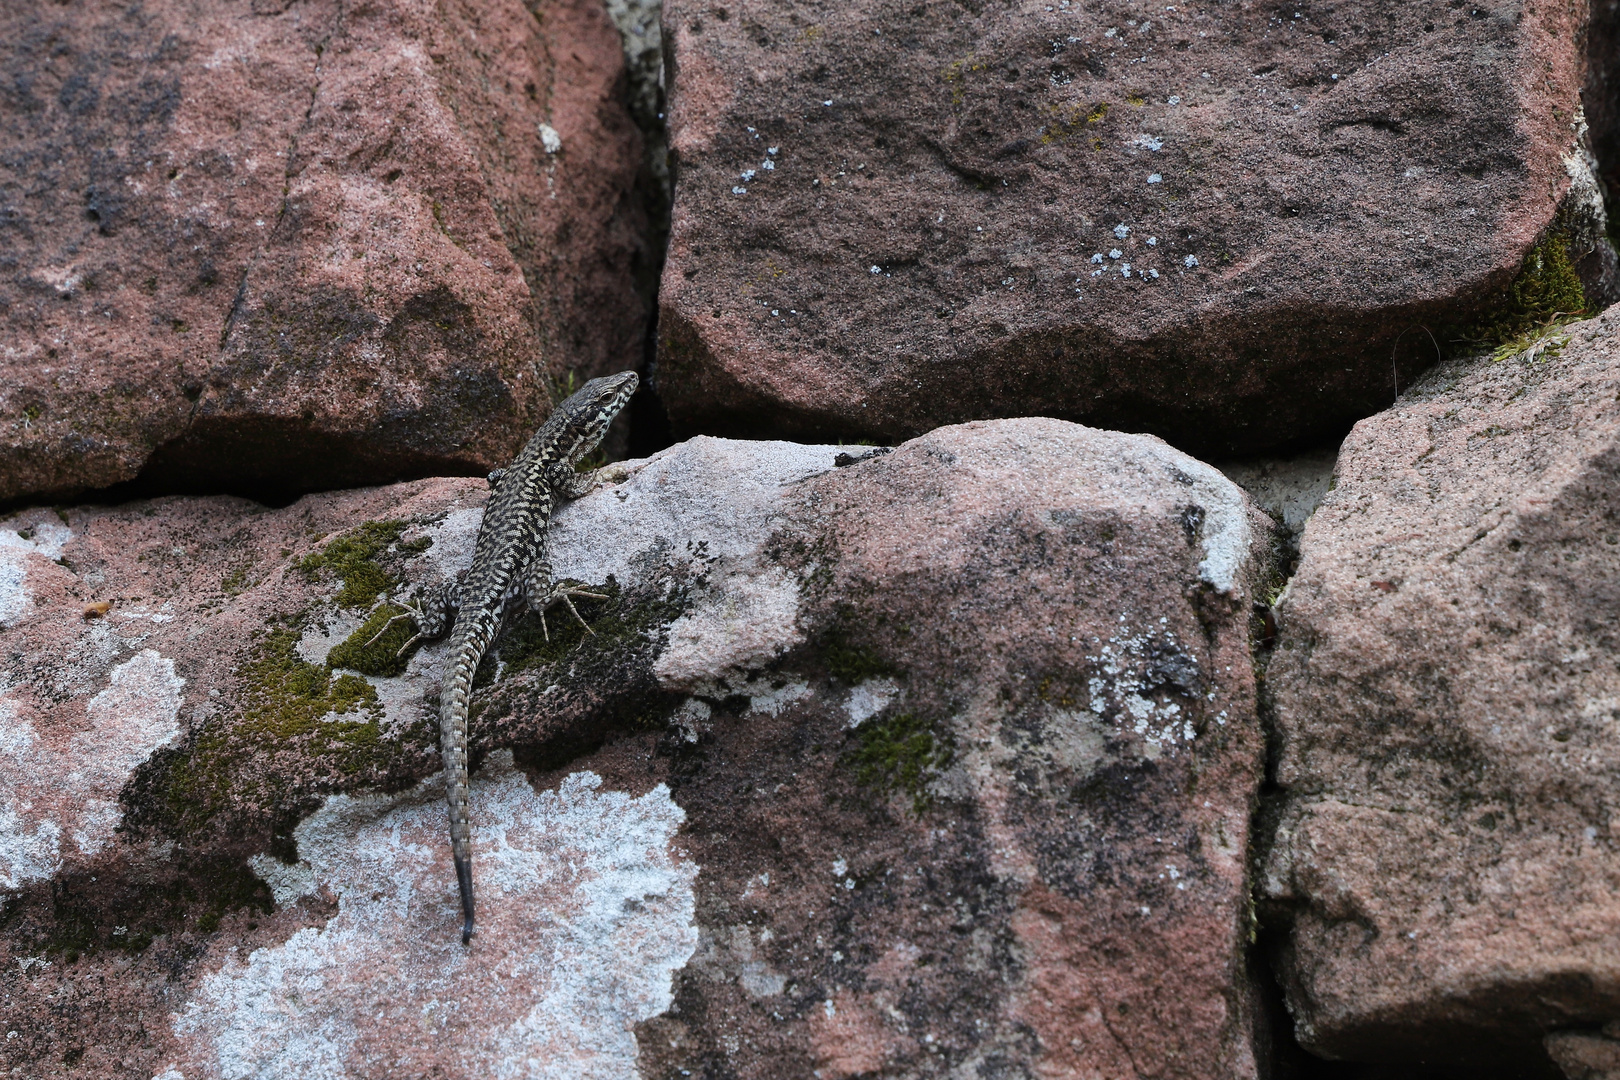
[0,648,183,888]
[843,679,900,728]
[175,754,696,1080]
[545,438,842,693]
[0,514,71,627]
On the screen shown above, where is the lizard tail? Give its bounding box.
[455,854,475,945]
[441,689,476,944]
[441,676,476,944]
[440,619,493,945]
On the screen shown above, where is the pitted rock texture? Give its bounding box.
[1549,1026,1620,1080]
[1261,304,1620,1077]
[0,0,648,503]
[654,0,1603,456]
[1,420,1271,1078]
[633,420,1272,1080]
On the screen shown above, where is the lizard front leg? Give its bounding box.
[547,461,607,501]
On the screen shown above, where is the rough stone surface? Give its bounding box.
[0,0,649,503]
[636,421,1271,1080]
[0,420,1271,1078]
[1549,1026,1620,1080]
[1261,304,1620,1076]
[169,758,696,1080]
[1219,450,1336,573]
[1218,452,1336,542]
[654,0,1605,456]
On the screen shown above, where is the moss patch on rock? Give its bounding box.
[299,520,429,608]
[151,622,426,837]
[845,712,954,813]
[328,603,417,677]
[472,577,692,754]
[1462,235,1587,349]
[496,579,685,677]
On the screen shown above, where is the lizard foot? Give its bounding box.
[360,587,455,657]
[534,584,608,642]
[359,606,419,652]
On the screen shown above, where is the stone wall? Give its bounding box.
[2,2,1618,1078]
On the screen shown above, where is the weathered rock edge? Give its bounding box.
[0,0,649,505]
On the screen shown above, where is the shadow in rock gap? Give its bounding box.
[1253,910,1564,1080]
[2,365,675,515]
[1583,0,1620,310]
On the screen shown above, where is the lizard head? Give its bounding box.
[544,370,640,465]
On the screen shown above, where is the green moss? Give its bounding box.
[822,625,900,683]
[468,579,692,741]
[497,579,684,676]
[1489,325,1573,365]
[494,583,608,672]
[327,604,416,676]
[160,625,388,832]
[298,520,408,608]
[845,713,954,813]
[1463,235,1587,348]
[221,565,250,595]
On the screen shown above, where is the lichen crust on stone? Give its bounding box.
[170,753,697,1080]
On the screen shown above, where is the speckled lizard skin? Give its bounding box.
[373,371,638,943]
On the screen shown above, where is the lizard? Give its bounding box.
[365,370,638,944]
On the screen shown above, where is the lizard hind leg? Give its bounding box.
[521,554,606,639]
[549,585,608,635]
[359,609,416,651]
[361,580,461,656]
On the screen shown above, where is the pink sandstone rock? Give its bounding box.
[1262,302,1620,1076]
[1549,1026,1620,1080]
[0,420,1271,1077]
[653,0,1610,457]
[0,0,648,503]
[1548,1029,1620,1080]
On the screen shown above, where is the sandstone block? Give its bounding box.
[1,420,1271,1077]
[654,0,1606,456]
[1263,305,1620,1076]
[0,0,648,503]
